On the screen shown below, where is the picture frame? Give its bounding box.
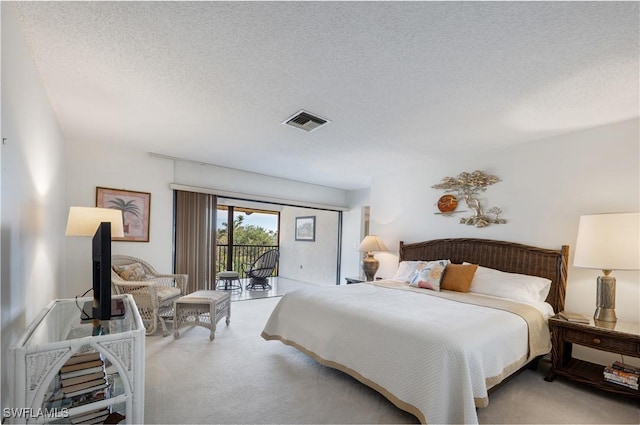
[295,216,316,242]
[96,187,151,242]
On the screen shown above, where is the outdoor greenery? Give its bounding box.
[216,215,278,275]
[216,215,277,246]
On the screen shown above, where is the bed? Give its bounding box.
[262,238,569,424]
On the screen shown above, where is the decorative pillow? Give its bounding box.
[440,264,478,292]
[113,263,146,281]
[466,264,552,303]
[391,261,429,283]
[408,260,450,291]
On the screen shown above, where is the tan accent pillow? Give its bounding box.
[440,264,478,292]
[113,263,146,281]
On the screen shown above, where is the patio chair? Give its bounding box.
[243,249,279,290]
[111,255,188,336]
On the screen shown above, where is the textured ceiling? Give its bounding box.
[11,1,639,190]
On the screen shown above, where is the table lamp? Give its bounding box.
[573,212,639,323]
[358,235,388,281]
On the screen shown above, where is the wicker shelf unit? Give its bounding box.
[9,295,145,424]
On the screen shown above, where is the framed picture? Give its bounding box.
[96,187,151,242]
[295,216,316,242]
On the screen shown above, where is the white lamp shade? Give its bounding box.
[358,235,389,253]
[66,207,125,238]
[573,213,640,271]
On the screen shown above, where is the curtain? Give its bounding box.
[174,191,217,292]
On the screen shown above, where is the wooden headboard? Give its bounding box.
[399,238,569,313]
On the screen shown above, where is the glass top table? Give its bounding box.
[21,295,140,347]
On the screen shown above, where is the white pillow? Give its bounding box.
[408,260,450,291]
[391,261,429,282]
[466,264,552,303]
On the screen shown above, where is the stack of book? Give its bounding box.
[603,361,639,390]
[60,352,108,398]
[45,351,108,410]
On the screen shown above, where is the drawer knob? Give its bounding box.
[593,338,601,345]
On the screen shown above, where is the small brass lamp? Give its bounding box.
[358,235,388,281]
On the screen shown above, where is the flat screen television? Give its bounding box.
[81,222,125,321]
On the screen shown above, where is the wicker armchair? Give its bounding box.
[111,255,188,336]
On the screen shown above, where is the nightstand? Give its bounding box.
[345,276,366,284]
[545,314,640,399]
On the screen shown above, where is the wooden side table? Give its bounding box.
[545,314,640,399]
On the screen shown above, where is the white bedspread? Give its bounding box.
[262,281,551,424]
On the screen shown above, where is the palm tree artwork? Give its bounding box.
[107,198,141,235]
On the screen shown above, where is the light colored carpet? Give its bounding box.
[144,297,639,424]
[226,277,318,302]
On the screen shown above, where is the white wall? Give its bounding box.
[1,2,67,408]
[279,206,340,284]
[369,118,640,365]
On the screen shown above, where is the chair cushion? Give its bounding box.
[156,285,182,302]
[113,263,146,281]
[218,271,240,279]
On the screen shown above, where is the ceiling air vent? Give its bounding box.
[282,110,330,132]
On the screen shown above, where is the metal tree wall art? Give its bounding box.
[432,170,507,227]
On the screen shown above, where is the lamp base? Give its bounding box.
[362,253,379,282]
[594,307,617,323]
[594,273,616,323]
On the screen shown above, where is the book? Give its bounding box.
[75,413,109,424]
[604,366,639,390]
[604,366,639,381]
[60,359,104,374]
[612,361,640,375]
[64,382,108,399]
[61,371,106,387]
[604,371,638,384]
[557,311,590,323]
[70,408,110,424]
[605,376,640,390]
[605,381,638,390]
[60,365,105,380]
[63,351,101,366]
[62,378,107,396]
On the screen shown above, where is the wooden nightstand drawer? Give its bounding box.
[564,328,639,355]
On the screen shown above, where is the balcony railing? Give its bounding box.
[216,244,279,276]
